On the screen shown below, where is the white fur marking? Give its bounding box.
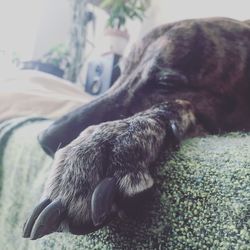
[119,172,154,196]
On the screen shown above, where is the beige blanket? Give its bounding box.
[0,70,93,122]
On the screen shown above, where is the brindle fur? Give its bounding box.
[25,17,250,238]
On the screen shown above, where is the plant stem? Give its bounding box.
[66,0,88,83]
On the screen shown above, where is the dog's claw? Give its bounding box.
[23,198,51,238]
[29,200,66,240]
[91,177,117,227]
[170,120,181,146]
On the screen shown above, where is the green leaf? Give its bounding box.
[101,0,150,28]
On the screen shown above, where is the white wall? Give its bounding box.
[0,0,44,60]
[30,0,250,63]
[1,0,249,62]
[32,1,109,60]
[137,0,250,39]
[32,0,71,60]
[0,0,71,61]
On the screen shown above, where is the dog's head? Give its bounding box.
[40,17,244,156]
[38,23,191,156]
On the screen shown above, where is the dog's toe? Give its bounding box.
[23,199,66,240]
[23,198,51,238]
[24,116,167,239]
[91,177,118,227]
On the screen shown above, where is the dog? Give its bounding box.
[23,17,250,240]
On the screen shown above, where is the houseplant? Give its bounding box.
[20,44,70,79]
[100,0,150,55]
[40,43,70,78]
[101,0,150,29]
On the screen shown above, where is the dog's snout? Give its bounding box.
[38,90,128,156]
[38,133,56,157]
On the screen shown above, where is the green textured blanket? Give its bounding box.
[0,118,249,250]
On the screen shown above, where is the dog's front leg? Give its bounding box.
[23,99,195,240]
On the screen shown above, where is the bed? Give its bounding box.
[0,71,249,249]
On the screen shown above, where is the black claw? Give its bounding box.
[30,200,66,240]
[169,121,181,147]
[91,177,117,227]
[23,199,51,238]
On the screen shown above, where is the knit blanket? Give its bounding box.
[0,118,249,249]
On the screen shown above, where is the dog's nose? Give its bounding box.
[38,89,128,156]
[37,132,56,157]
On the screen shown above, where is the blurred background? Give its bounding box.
[0,0,249,95]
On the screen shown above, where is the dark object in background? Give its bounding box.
[20,61,64,78]
[85,53,121,95]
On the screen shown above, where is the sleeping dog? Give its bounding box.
[23,17,250,239]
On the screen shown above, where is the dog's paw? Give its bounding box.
[23,115,171,240]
